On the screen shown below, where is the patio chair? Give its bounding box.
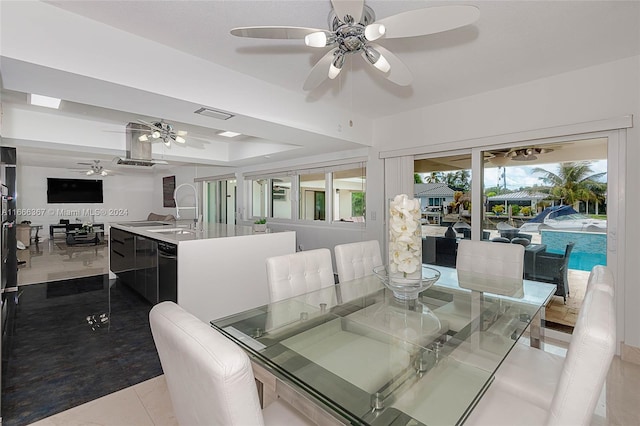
[530,242,575,303]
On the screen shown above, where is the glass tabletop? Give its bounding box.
[211,271,555,425]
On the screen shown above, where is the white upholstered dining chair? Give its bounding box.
[149,301,313,426]
[434,240,525,332]
[334,240,383,282]
[334,240,384,303]
[456,239,524,296]
[465,265,616,426]
[265,248,335,303]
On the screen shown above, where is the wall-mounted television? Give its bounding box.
[47,178,104,203]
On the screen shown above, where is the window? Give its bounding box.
[299,173,326,221]
[271,177,292,219]
[247,161,365,223]
[333,166,366,222]
[252,179,268,218]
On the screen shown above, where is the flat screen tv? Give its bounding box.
[47,178,103,203]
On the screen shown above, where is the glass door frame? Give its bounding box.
[413,127,625,345]
[202,178,237,225]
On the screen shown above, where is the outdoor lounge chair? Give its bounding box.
[528,242,575,303]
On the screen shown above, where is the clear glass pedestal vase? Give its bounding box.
[373,265,440,301]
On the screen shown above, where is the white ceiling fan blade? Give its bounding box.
[303,49,336,91]
[363,44,412,86]
[176,130,188,136]
[231,26,325,39]
[376,5,479,39]
[331,0,364,24]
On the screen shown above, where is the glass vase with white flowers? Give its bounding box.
[388,194,422,280]
[374,194,440,300]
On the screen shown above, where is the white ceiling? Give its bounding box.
[2,0,639,169]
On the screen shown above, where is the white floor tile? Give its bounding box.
[28,387,154,426]
[134,376,179,426]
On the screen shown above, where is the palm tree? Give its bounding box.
[444,170,471,191]
[425,172,444,183]
[414,173,423,183]
[533,161,606,208]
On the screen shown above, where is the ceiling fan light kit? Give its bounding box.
[488,147,555,165]
[79,160,112,176]
[230,1,479,90]
[136,119,188,147]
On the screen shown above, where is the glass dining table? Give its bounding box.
[211,266,556,425]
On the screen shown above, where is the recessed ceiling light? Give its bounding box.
[28,93,61,109]
[194,107,234,120]
[217,131,242,138]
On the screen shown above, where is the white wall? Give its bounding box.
[151,164,224,220]
[373,56,640,348]
[17,164,155,233]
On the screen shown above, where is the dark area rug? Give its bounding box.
[1,275,162,426]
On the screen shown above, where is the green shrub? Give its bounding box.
[492,205,504,215]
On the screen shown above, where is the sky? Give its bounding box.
[417,160,608,191]
[482,160,607,190]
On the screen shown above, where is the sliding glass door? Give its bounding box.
[204,179,236,225]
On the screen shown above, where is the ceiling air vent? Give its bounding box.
[194,107,234,120]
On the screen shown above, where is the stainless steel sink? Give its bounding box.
[121,221,173,227]
[148,228,195,235]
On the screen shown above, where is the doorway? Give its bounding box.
[205,179,237,225]
[415,137,609,335]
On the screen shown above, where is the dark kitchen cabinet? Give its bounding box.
[110,227,135,286]
[134,235,158,303]
[111,228,160,304]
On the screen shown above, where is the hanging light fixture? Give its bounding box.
[510,147,554,162]
[137,120,188,147]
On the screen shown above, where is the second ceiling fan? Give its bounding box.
[137,119,188,147]
[231,0,479,90]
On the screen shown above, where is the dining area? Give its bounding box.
[149,234,617,425]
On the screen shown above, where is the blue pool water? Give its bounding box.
[541,229,607,271]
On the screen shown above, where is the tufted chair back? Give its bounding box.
[266,248,335,303]
[149,302,265,426]
[456,239,524,297]
[334,240,383,282]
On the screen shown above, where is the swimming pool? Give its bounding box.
[541,229,607,271]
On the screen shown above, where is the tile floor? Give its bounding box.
[14,234,640,425]
[17,237,109,286]
[28,376,177,426]
[2,275,162,426]
[28,343,640,426]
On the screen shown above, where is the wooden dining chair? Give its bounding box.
[465,266,616,426]
[149,301,313,426]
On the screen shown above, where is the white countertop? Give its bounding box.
[111,221,271,244]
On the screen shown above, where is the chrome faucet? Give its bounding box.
[173,183,199,228]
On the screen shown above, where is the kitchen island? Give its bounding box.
[109,221,295,322]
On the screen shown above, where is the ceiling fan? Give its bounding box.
[230,0,479,90]
[137,119,188,147]
[75,160,114,177]
[487,147,555,165]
